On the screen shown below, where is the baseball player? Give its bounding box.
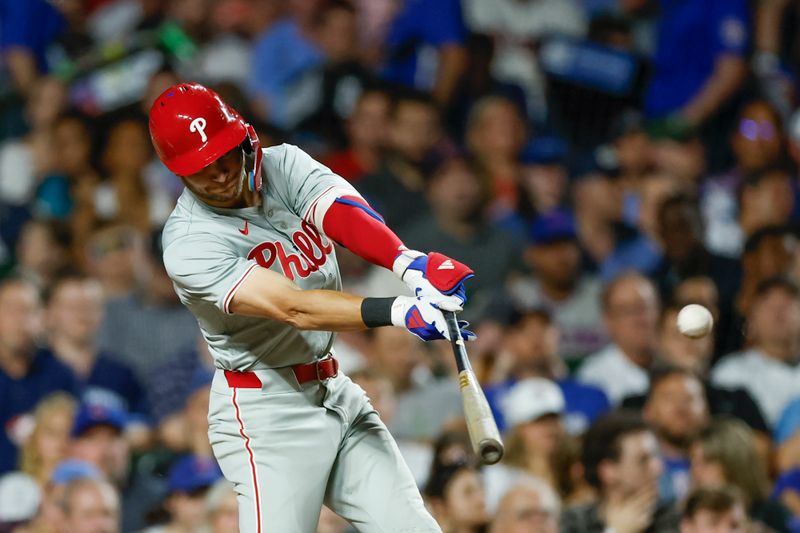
[148,83,475,532]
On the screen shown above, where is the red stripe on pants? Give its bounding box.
[232,388,262,532]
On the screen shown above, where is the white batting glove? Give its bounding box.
[391,296,475,342]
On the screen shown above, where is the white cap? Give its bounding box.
[0,472,41,523]
[500,378,565,428]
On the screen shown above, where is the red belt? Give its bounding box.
[224,357,339,389]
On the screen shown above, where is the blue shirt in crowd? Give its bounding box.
[645,0,750,118]
[248,18,323,128]
[0,0,65,72]
[0,350,78,473]
[485,377,611,435]
[380,0,466,91]
[77,352,149,422]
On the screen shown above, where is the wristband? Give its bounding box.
[361,297,396,328]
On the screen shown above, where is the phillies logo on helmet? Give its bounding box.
[189,117,208,143]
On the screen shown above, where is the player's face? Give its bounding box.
[182,147,246,207]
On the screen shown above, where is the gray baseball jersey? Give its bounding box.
[162,143,354,370]
[162,143,441,532]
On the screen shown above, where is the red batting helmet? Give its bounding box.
[148,83,262,191]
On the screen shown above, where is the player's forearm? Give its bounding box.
[232,280,368,331]
[679,55,748,124]
[278,289,370,331]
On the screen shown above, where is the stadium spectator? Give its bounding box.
[738,166,795,242]
[648,126,706,193]
[44,274,149,424]
[292,1,378,147]
[462,0,586,120]
[0,471,41,531]
[357,90,442,231]
[653,194,741,308]
[61,477,120,533]
[464,96,526,221]
[0,0,66,96]
[205,479,239,533]
[68,403,129,487]
[577,273,660,405]
[691,418,793,532]
[83,224,144,299]
[643,367,710,503]
[247,0,324,128]
[401,154,520,310]
[484,309,610,435]
[485,378,565,509]
[145,334,215,450]
[379,0,468,106]
[18,392,76,486]
[424,461,489,533]
[712,276,800,427]
[489,477,560,533]
[321,87,391,182]
[508,211,607,361]
[22,459,104,533]
[0,277,77,474]
[143,455,223,533]
[36,111,100,224]
[514,136,571,228]
[96,229,198,381]
[560,412,679,533]
[701,100,787,259]
[600,172,677,281]
[622,303,770,437]
[0,77,67,207]
[644,0,749,126]
[680,486,749,533]
[77,116,171,233]
[13,219,73,291]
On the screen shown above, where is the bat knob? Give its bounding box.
[479,439,504,465]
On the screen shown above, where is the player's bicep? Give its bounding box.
[227,266,303,319]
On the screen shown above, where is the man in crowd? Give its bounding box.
[560,412,679,532]
[0,277,77,473]
[577,273,660,405]
[45,274,149,425]
[485,308,610,435]
[713,276,800,428]
[490,478,561,533]
[61,477,120,533]
[680,486,749,533]
[644,367,710,503]
[509,211,607,361]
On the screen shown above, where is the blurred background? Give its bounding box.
[1,0,800,531]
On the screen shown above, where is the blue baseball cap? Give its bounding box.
[520,136,568,165]
[49,460,103,486]
[71,403,127,438]
[529,210,578,245]
[168,455,223,494]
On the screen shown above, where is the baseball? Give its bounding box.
[677,304,714,338]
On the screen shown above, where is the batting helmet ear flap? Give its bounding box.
[243,123,263,192]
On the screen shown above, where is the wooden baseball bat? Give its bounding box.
[443,311,504,465]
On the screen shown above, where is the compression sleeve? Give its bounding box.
[321,196,405,269]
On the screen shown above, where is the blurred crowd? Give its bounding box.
[2,0,800,532]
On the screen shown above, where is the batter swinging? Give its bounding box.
[148,83,475,532]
